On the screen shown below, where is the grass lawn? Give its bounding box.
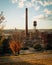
[0,52,52,65]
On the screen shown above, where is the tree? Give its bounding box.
[0,11,5,55]
[34,44,43,51]
[0,11,5,24]
[0,11,5,35]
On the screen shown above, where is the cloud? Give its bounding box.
[44,8,52,15]
[38,0,52,6]
[11,0,52,14]
[34,6,40,11]
[11,0,33,8]
[38,1,43,6]
[11,0,18,3]
[18,1,24,8]
[11,0,52,8]
[19,0,26,2]
[26,2,32,7]
[33,14,48,21]
[31,0,35,3]
[11,0,36,8]
[11,0,40,9]
[33,13,52,22]
[43,1,52,6]
[36,14,48,19]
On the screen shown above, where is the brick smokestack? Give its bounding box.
[26,8,28,37]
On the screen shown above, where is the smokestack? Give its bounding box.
[26,8,28,37]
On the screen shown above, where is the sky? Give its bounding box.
[0,0,52,29]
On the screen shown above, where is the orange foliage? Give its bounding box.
[9,40,21,55]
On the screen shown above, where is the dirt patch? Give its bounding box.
[0,62,45,65]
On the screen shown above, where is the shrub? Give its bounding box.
[34,44,43,51]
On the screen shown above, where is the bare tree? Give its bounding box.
[0,11,5,24]
[0,11,5,35]
[0,11,5,46]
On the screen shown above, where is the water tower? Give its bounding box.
[33,21,37,32]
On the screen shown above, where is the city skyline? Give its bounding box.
[0,0,52,29]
